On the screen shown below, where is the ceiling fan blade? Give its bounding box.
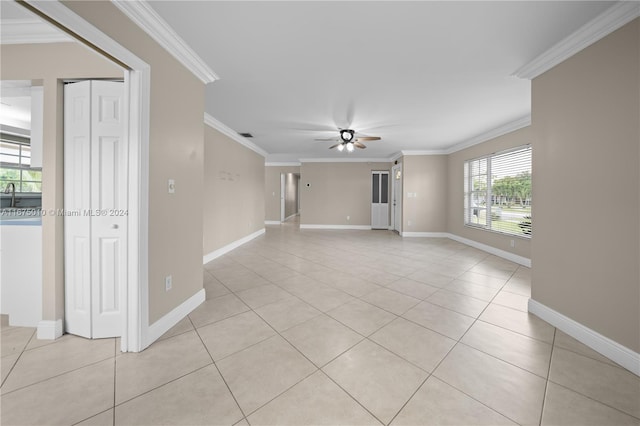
[354,142,367,149]
[328,143,342,149]
[355,136,381,141]
[315,137,339,141]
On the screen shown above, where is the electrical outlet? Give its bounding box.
[168,179,175,194]
[510,239,515,248]
[408,220,412,226]
[165,275,172,291]
[347,215,350,221]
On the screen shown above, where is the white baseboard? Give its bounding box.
[146,289,205,347]
[264,220,281,225]
[300,224,372,230]
[528,299,640,376]
[447,233,531,267]
[203,228,265,264]
[398,231,531,267]
[401,232,449,238]
[37,319,63,340]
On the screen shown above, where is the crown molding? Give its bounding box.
[299,157,392,163]
[514,1,640,79]
[389,152,403,162]
[111,0,218,84]
[0,19,74,44]
[204,113,268,158]
[445,115,531,155]
[401,149,448,156]
[265,162,301,167]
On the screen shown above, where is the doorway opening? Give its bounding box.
[64,80,127,339]
[391,164,402,233]
[280,172,300,223]
[22,1,151,352]
[371,171,390,229]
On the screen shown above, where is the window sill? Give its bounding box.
[464,224,531,240]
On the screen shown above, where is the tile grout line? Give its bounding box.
[213,230,530,424]
[112,362,216,409]
[237,247,508,425]
[221,283,383,422]
[205,229,630,426]
[70,344,118,426]
[385,373,432,426]
[439,268,556,379]
[0,352,116,397]
[538,327,557,425]
[402,268,523,425]
[316,368,387,426]
[545,378,640,422]
[113,337,117,426]
[402,267,530,426]
[0,328,34,389]
[188,314,249,423]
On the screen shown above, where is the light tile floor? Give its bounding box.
[2,219,639,425]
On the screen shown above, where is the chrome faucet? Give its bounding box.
[4,183,16,208]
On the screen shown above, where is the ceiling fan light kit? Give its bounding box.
[340,129,354,142]
[316,128,380,152]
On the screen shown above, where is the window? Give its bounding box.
[0,134,42,193]
[464,145,531,237]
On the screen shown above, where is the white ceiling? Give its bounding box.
[148,1,613,161]
[0,0,73,44]
[0,80,32,132]
[1,1,616,161]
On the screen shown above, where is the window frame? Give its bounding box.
[463,145,532,239]
[0,134,42,194]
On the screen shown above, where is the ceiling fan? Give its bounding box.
[316,129,381,152]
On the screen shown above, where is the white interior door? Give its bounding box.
[64,80,126,339]
[392,165,402,233]
[64,81,92,338]
[371,171,390,229]
[90,81,127,338]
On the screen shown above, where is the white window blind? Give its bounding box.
[464,145,531,237]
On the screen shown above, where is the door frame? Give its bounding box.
[371,170,390,230]
[26,1,150,352]
[391,163,402,233]
[280,173,285,223]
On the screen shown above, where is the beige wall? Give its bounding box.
[62,1,206,324]
[284,173,299,219]
[203,126,265,254]
[531,19,639,352]
[0,42,122,323]
[265,166,300,222]
[300,162,390,226]
[402,155,448,233]
[447,127,533,259]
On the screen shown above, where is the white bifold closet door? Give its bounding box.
[64,80,127,339]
